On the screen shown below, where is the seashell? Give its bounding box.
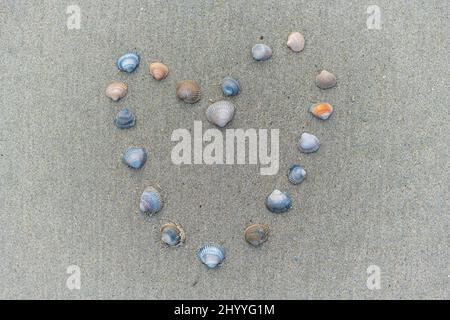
[221,77,240,96]
[206,101,235,128]
[114,108,135,129]
[298,132,320,153]
[244,224,269,246]
[176,80,201,103]
[252,44,272,61]
[106,82,128,101]
[160,223,185,246]
[116,53,140,73]
[265,189,292,213]
[196,244,225,269]
[149,62,169,81]
[287,165,306,185]
[310,103,333,120]
[287,32,305,52]
[139,186,163,215]
[315,70,337,89]
[122,147,147,169]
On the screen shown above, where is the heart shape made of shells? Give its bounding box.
[107,32,337,269]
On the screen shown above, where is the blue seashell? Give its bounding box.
[265,189,292,213]
[139,186,163,215]
[160,223,185,246]
[116,53,140,73]
[252,44,272,61]
[114,108,135,129]
[122,147,147,169]
[298,132,320,153]
[196,244,225,269]
[288,165,306,185]
[221,77,240,96]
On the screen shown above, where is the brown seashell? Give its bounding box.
[315,70,337,89]
[149,62,169,81]
[287,32,305,52]
[106,82,128,101]
[176,80,201,103]
[244,224,269,246]
[310,103,334,120]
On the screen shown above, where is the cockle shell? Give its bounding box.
[149,62,169,81]
[122,147,147,169]
[139,186,163,215]
[244,224,269,246]
[265,189,292,213]
[298,132,320,153]
[196,244,225,269]
[287,32,305,52]
[310,103,333,120]
[116,53,140,73]
[114,108,135,129]
[288,165,306,185]
[252,44,272,61]
[206,101,235,128]
[221,77,240,97]
[176,80,201,103]
[160,223,185,246]
[315,70,337,89]
[106,82,128,101]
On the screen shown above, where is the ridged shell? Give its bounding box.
[176,80,201,103]
[160,223,185,246]
[310,103,333,120]
[288,165,306,185]
[315,70,337,89]
[122,147,147,169]
[116,53,140,73]
[265,189,292,213]
[206,101,235,128]
[244,224,269,246]
[196,244,225,269]
[298,132,320,153]
[106,82,128,101]
[252,44,272,61]
[149,62,169,81]
[114,108,135,129]
[139,186,163,215]
[287,32,305,52]
[221,77,240,96]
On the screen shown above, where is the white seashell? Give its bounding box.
[287,32,305,52]
[205,101,235,128]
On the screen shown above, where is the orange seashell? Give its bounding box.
[176,80,201,103]
[105,82,128,101]
[287,32,305,52]
[310,103,333,120]
[149,62,169,81]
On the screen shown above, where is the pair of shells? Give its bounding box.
[298,132,320,153]
[117,53,140,73]
[122,147,147,169]
[287,32,305,52]
[106,82,128,102]
[176,80,201,103]
[139,186,163,216]
[149,62,168,81]
[316,70,337,89]
[114,108,135,129]
[288,165,306,185]
[265,189,292,213]
[206,101,235,128]
[252,44,272,61]
[160,223,185,247]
